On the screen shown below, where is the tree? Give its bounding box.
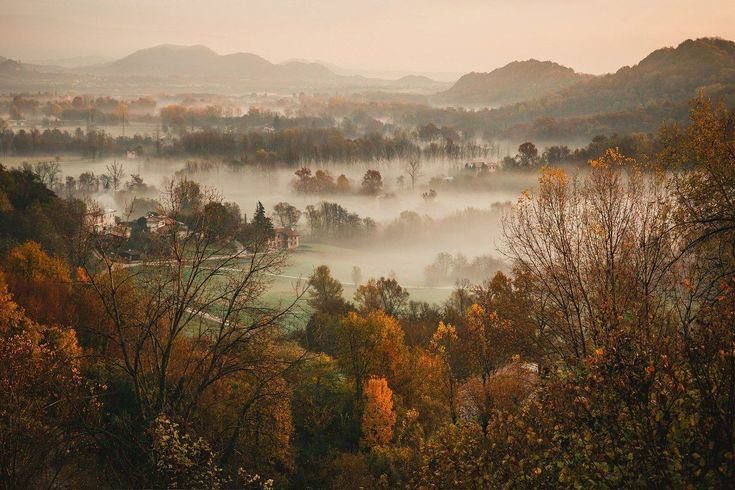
[290,354,354,486]
[336,174,351,193]
[149,415,225,488]
[335,311,408,399]
[105,161,125,192]
[0,275,97,488]
[360,378,396,448]
[360,170,383,195]
[503,151,675,362]
[242,201,275,248]
[169,178,203,224]
[82,187,305,484]
[354,277,409,317]
[661,95,735,271]
[273,202,302,228]
[429,322,460,422]
[305,266,350,354]
[517,142,538,167]
[421,188,437,203]
[126,173,148,192]
[307,265,347,315]
[3,241,73,325]
[116,102,129,137]
[203,201,242,240]
[27,161,61,188]
[405,158,421,190]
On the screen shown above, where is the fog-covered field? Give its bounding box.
[11,155,540,301]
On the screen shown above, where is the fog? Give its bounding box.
[50,157,540,298]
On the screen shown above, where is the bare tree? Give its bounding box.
[502,150,679,363]
[24,160,61,188]
[405,157,422,190]
[105,161,125,192]
[83,180,308,475]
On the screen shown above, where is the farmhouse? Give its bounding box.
[144,212,177,232]
[269,228,300,250]
[85,208,116,233]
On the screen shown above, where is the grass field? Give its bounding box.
[255,241,453,308]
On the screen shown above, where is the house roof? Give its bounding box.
[274,227,299,237]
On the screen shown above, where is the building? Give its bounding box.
[144,212,177,233]
[268,228,300,250]
[86,208,117,233]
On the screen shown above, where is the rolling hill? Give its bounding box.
[435,59,593,107]
[446,37,735,140]
[494,38,735,123]
[85,44,336,82]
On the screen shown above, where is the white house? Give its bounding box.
[86,208,117,233]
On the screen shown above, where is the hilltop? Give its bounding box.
[435,59,592,107]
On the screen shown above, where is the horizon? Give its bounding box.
[3,0,735,79]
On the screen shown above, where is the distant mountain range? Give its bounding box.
[1,38,734,134]
[435,60,593,107]
[84,44,335,82]
[0,44,452,93]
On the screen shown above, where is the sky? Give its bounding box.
[2,0,735,78]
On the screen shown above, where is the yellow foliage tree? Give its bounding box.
[360,377,396,449]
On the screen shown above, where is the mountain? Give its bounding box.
[512,37,735,120]
[86,44,335,83]
[435,59,593,107]
[473,37,735,141]
[388,75,449,91]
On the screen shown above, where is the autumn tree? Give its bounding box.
[429,322,460,422]
[360,377,396,448]
[82,181,305,484]
[503,151,676,363]
[0,274,98,488]
[3,241,73,325]
[354,277,409,317]
[335,311,408,400]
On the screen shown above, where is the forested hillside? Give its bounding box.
[436,59,592,107]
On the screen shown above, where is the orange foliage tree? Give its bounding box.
[360,377,396,449]
[0,272,98,488]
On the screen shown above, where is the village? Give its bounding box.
[85,206,300,263]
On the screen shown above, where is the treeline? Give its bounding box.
[179,127,488,163]
[0,127,151,158]
[424,251,506,285]
[304,201,377,241]
[3,94,157,122]
[501,132,661,169]
[0,125,487,163]
[160,104,335,133]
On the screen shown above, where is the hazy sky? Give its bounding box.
[3,0,735,77]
